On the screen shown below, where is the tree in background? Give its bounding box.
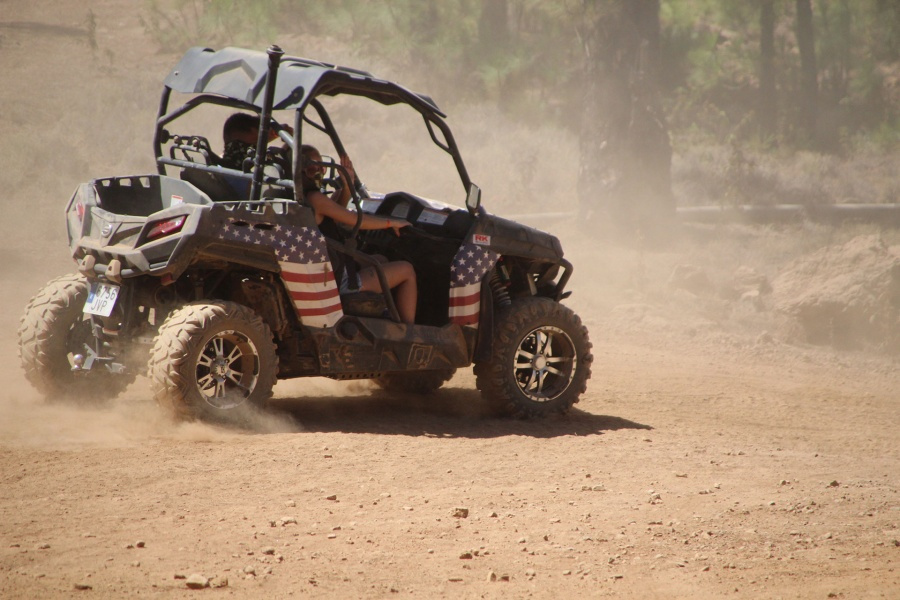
[795,0,819,146]
[758,0,777,142]
[577,0,675,234]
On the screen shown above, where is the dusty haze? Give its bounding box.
[1,1,898,598]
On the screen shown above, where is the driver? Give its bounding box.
[220,112,292,196]
[300,144,418,324]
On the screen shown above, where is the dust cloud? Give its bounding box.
[1,0,897,450]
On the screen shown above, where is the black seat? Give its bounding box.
[181,168,237,202]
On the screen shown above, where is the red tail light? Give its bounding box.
[146,216,186,240]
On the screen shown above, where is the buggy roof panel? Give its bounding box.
[164,46,444,117]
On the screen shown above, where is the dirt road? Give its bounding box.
[1,1,898,598]
[2,299,897,598]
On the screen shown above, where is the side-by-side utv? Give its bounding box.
[18,45,592,421]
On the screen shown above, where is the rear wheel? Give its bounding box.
[17,274,135,402]
[475,297,592,418]
[373,369,456,394]
[148,301,277,421]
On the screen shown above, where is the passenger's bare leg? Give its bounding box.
[358,261,417,323]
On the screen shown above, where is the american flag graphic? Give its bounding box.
[449,238,499,326]
[218,219,343,328]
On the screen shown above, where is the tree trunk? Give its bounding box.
[478,0,509,52]
[577,0,674,237]
[795,0,818,144]
[759,0,777,141]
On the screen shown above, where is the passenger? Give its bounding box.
[300,144,418,324]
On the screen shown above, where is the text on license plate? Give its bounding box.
[84,283,120,317]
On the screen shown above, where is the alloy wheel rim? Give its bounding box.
[512,325,577,402]
[195,329,261,410]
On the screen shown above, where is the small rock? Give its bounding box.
[131,561,141,567]
[211,576,229,588]
[488,571,498,581]
[280,517,297,526]
[525,568,536,579]
[244,565,257,576]
[185,574,209,589]
[262,547,275,555]
[448,577,463,582]
[459,551,473,559]
[674,472,688,478]
[285,500,296,507]
[325,494,338,501]
[451,507,469,518]
[74,583,92,591]
[174,573,187,580]
[828,480,840,488]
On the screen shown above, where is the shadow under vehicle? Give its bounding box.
[18,45,592,421]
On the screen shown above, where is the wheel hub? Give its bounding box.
[211,358,229,379]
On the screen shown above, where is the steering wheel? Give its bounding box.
[264,146,293,179]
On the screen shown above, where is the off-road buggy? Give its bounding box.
[18,45,592,421]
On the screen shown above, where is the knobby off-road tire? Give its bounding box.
[17,273,135,402]
[373,368,456,394]
[148,301,277,422]
[475,297,592,418]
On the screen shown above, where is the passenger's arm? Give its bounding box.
[310,192,409,236]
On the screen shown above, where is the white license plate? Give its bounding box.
[84,282,120,317]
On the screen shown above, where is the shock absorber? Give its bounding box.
[489,267,511,309]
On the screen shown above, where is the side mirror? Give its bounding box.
[466,183,481,213]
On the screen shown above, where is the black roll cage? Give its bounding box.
[152,45,475,212]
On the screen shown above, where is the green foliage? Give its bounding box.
[141,0,282,51]
[139,0,899,150]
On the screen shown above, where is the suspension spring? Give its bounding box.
[489,270,511,308]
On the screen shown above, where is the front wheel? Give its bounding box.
[148,301,277,421]
[475,297,592,418]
